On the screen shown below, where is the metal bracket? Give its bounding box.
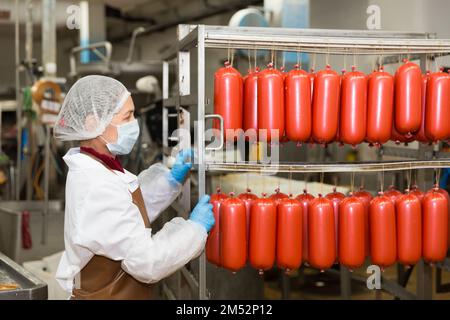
[181,267,199,292]
[162,283,176,300]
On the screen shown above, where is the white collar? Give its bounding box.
[63,147,139,192]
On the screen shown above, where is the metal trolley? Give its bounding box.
[162,24,450,300]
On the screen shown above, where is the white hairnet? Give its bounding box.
[54,75,130,141]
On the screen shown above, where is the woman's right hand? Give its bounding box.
[189,195,215,232]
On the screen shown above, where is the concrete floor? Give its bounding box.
[264,263,450,300]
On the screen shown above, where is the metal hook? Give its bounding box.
[325,46,330,66]
[320,170,324,195]
[230,48,235,67]
[407,163,412,191]
[261,172,267,197]
[351,172,355,193]
[254,46,257,70]
[343,49,347,71]
[246,172,249,192]
[271,44,275,66]
[379,47,384,69]
[434,55,439,72]
[312,52,317,71]
[288,167,293,196]
[380,167,385,193]
[435,167,441,187]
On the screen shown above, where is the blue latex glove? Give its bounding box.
[189,195,215,232]
[170,149,194,183]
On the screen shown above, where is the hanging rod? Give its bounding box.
[201,25,450,55]
[204,160,450,173]
[204,39,450,55]
[163,25,450,59]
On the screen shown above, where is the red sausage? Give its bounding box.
[237,190,258,246]
[296,190,315,263]
[285,65,311,142]
[220,197,247,271]
[249,197,277,273]
[206,191,228,266]
[339,196,366,269]
[325,188,345,260]
[276,198,303,271]
[396,191,422,266]
[340,67,367,146]
[415,72,431,143]
[312,65,340,144]
[309,69,316,100]
[394,60,422,136]
[258,63,284,142]
[243,68,259,140]
[370,193,397,269]
[366,67,394,146]
[335,69,347,145]
[353,188,373,257]
[434,188,450,249]
[425,71,450,142]
[308,195,336,270]
[423,188,449,262]
[214,62,243,141]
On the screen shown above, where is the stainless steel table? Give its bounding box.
[0,251,47,300]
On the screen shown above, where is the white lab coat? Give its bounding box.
[55,148,207,293]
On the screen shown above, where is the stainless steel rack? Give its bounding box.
[162,24,450,301]
[204,159,450,174]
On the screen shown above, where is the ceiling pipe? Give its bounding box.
[106,5,156,25]
[110,0,262,43]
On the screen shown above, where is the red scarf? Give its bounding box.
[80,146,124,173]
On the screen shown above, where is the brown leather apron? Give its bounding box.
[71,153,153,300]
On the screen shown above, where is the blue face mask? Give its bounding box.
[101,119,140,155]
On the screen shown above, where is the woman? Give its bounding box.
[54,75,214,299]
